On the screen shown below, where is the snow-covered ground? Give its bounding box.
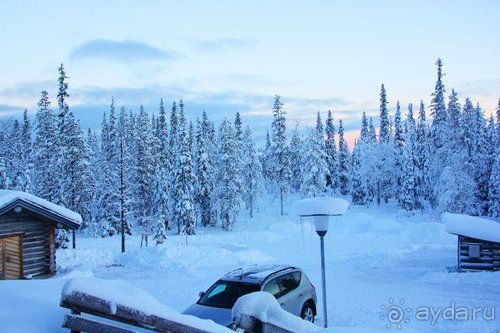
[0,197,498,332]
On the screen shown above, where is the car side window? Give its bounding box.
[263,272,301,299]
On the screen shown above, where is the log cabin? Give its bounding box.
[443,212,500,272]
[0,190,81,279]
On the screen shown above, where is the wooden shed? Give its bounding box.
[0,190,81,279]
[443,212,500,272]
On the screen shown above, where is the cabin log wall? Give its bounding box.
[0,210,55,278]
[458,235,500,271]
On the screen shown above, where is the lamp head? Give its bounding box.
[313,215,329,237]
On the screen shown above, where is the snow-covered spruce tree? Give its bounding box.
[151,99,170,241]
[134,106,156,245]
[242,126,264,217]
[60,110,95,231]
[234,112,246,209]
[92,101,121,237]
[289,124,303,192]
[414,101,431,205]
[301,124,328,198]
[338,119,350,195]
[375,85,395,205]
[393,101,404,204]
[399,106,420,211]
[350,112,375,205]
[488,152,500,217]
[195,113,215,227]
[379,84,390,143]
[33,91,59,202]
[167,101,179,230]
[324,110,339,192]
[446,89,461,156]
[215,119,242,230]
[270,96,291,215]
[7,119,24,191]
[428,58,449,206]
[52,64,72,248]
[471,104,490,215]
[172,104,197,235]
[262,130,274,188]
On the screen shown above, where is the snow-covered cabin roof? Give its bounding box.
[0,190,82,229]
[293,197,350,216]
[443,212,500,243]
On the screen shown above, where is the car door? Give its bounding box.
[263,272,301,316]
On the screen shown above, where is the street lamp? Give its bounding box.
[294,197,349,328]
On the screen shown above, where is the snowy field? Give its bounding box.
[0,197,498,333]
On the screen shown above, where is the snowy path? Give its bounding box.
[0,200,498,332]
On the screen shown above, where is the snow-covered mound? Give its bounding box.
[232,291,320,333]
[62,277,231,332]
[293,197,350,216]
[443,212,500,243]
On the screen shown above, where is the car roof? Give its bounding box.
[221,264,298,284]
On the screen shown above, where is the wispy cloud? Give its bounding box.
[70,39,181,63]
[196,38,254,52]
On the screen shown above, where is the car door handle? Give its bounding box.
[280,303,285,308]
[299,293,304,297]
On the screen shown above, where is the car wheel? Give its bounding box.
[300,302,315,322]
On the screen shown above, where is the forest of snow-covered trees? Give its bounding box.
[0,59,498,249]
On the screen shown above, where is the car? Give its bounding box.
[182,264,317,327]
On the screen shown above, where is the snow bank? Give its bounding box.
[62,277,231,333]
[443,212,500,243]
[0,189,82,224]
[293,197,350,216]
[232,291,320,333]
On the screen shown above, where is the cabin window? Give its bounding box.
[469,244,480,258]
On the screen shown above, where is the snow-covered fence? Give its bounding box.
[60,277,232,333]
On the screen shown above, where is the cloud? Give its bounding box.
[196,38,254,52]
[69,39,181,63]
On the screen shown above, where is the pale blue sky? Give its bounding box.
[0,0,499,142]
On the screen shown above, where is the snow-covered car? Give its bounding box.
[183,264,317,327]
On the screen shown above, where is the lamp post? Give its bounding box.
[294,197,349,329]
[313,215,329,328]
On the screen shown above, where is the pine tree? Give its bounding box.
[270,96,291,214]
[446,89,461,156]
[338,119,350,195]
[324,110,339,192]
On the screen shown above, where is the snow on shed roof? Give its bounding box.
[293,197,350,216]
[0,190,82,227]
[443,213,500,243]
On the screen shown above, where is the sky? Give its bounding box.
[0,0,499,145]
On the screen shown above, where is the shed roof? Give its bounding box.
[443,212,500,243]
[0,190,82,229]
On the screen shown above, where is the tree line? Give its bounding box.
[0,59,498,249]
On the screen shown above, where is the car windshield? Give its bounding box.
[198,280,261,309]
